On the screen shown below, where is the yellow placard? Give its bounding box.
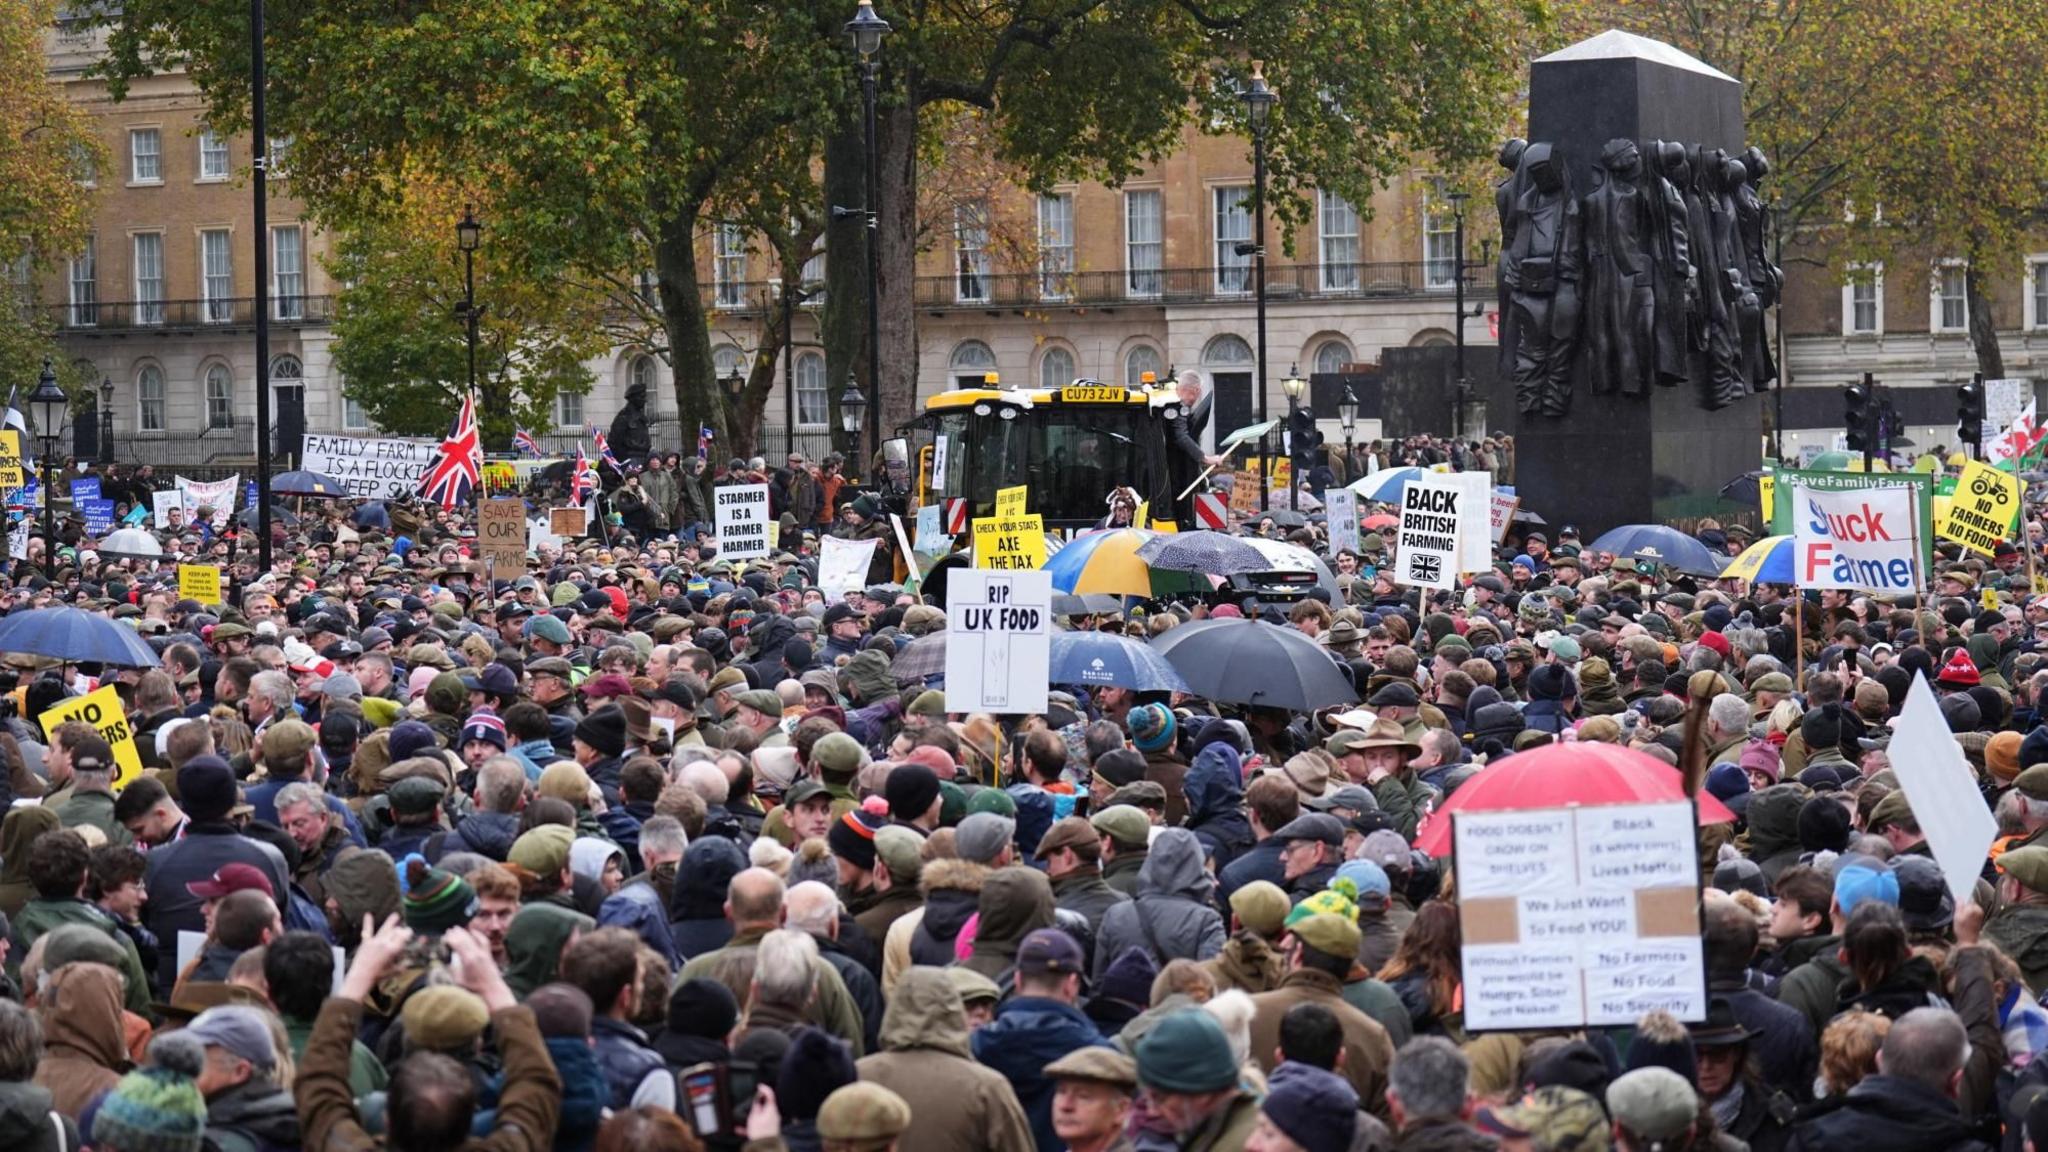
[0,431,22,489]
[178,563,223,605]
[1984,587,2003,613]
[1937,460,2022,556]
[1758,474,1775,523]
[39,684,144,791]
[972,514,1047,570]
[995,485,1029,519]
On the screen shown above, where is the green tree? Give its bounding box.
[327,173,607,449]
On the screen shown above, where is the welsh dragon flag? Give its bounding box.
[1992,399,2048,471]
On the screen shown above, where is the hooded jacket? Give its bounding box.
[668,836,747,963]
[1049,868,1127,942]
[961,867,1057,981]
[0,1082,77,1152]
[33,962,129,1118]
[971,993,1110,1152]
[1985,904,2048,996]
[445,810,522,862]
[11,897,154,1014]
[1787,1074,1991,1152]
[1183,744,1254,873]
[504,904,594,999]
[855,969,1036,1152]
[204,1077,301,1152]
[1745,783,1810,884]
[0,807,58,919]
[908,859,987,969]
[1092,828,1226,981]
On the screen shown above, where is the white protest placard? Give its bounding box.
[175,474,239,528]
[714,482,771,561]
[1489,488,1521,544]
[913,504,951,557]
[1456,800,1705,1031]
[943,568,1051,714]
[818,535,879,602]
[931,435,950,491]
[151,489,185,530]
[1790,482,1920,593]
[889,514,921,582]
[1394,475,1466,589]
[301,434,440,501]
[1453,470,1492,573]
[1325,488,1359,555]
[1889,675,1998,910]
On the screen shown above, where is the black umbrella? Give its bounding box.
[1151,619,1358,711]
[236,504,301,528]
[1137,531,1271,576]
[1260,509,1310,529]
[1052,593,1124,616]
[1720,471,1765,506]
[1510,508,1547,526]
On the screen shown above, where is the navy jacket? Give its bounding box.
[970,996,1108,1152]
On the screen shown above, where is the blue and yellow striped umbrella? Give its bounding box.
[1720,534,1794,583]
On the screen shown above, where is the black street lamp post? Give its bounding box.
[1339,384,1359,478]
[846,0,890,482]
[839,376,867,481]
[98,378,113,464]
[1242,62,1275,512]
[29,360,67,580]
[1282,365,1307,512]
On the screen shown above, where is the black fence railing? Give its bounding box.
[50,296,335,333]
[103,418,258,470]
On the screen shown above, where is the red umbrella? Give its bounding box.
[1361,513,1399,531]
[1413,741,1736,856]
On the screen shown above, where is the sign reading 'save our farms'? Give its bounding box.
[300,435,440,501]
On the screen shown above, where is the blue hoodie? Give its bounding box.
[970,996,1109,1152]
[1183,743,1253,873]
[472,1036,606,1152]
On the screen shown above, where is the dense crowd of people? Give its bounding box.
[0,419,2040,1152]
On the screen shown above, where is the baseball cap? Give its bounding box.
[186,863,276,901]
[1016,928,1086,977]
[182,1005,278,1072]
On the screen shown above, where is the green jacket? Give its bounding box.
[1986,904,2048,998]
[11,897,151,1014]
[1371,772,1434,840]
[1775,946,1850,1038]
[286,1015,390,1099]
[677,927,867,1055]
[46,788,131,848]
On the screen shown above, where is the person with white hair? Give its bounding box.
[746,929,821,1034]
[786,881,884,1054]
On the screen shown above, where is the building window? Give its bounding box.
[1125,190,1163,298]
[1203,334,1254,366]
[73,140,96,187]
[1423,185,1460,290]
[630,355,658,395]
[795,352,828,426]
[201,229,234,322]
[267,136,292,175]
[1313,340,1352,375]
[1843,265,1883,335]
[2031,259,2048,330]
[68,237,97,326]
[271,355,302,381]
[205,364,234,430]
[1319,191,1360,291]
[1039,346,1075,389]
[1215,186,1252,294]
[1038,193,1074,301]
[137,365,165,432]
[955,202,991,303]
[556,390,583,430]
[714,224,747,309]
[951,340,998,388]
[1125,344,1164,386]
[199,131,229,180]
[343,395,370,431]
[130,128,161,184]
[133,233,164,326]
[272,226,304,319]
[712,344,748,394]
[635,269,660,310]
[1935,262,1968,332]
[801,245,825,288]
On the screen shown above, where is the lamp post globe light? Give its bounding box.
[839,376,868,477]
[29,359,68,579]
[846,0,890,482]
[1281,365,1307,511]
[1241,62,1275,512]
[1338,384,1359,475]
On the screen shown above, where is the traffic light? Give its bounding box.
[1843,378,1872,454]
[1958,375,1986,452]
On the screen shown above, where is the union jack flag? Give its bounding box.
[416,392,481,509]
[589,426,623,474]
[698,424,715,461]
[571,444,599,506]
[513,428,545,458]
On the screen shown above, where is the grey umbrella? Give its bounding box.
[1152,618,1357,711]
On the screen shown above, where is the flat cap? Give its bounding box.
[1089,804,1151,848]
[816,1082,912,1145]
[1044,1046,1138,1090]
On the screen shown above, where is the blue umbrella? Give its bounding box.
[1135,530,1271,576]
[1347,465,1429,502]
[1052,630,1190,693]
[271,470,350,497]
[1586,523,1724,576]
[0,606,163,667]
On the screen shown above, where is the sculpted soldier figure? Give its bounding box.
[1503,144,1583,417]
[1495,138,1531,380]
[609,378,654,462]
[1644,141,1698,387]
[1580,138,1657,396]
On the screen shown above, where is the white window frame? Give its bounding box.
[132,232,165,326]
[1931,259,1969,334]
[1422,184,1460,291]
[198,130,230,181]
[69,236,98,327]
[73,140,97,188]
[1313,340,1353,376]
[1038,346,1076,389]
[1841,263,1883,336]
[267,136,292,176]
[1124,188,1163,299]
[555,390,584,430]
[137,364,166,432]
[955,203,992,303]
[1124,344,1164,387]
[795,352,828,428]
[342,395,371,432]
[204,363,235,430]
[1318,191,1360,292]
[1037,192,1074,301]
[200,228,234,322]
[272,225,305,320]
[2025,255,2048,331]
[1214,185,1252,295]
[129,127,162,185]
[713,224,747,310]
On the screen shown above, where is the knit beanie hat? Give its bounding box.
[777,1027,857,1124]
[1623,1010,1699,1083]
[1937,650,1981,687]
[1703,763,1749,802]
[884,763,941,821]
[1262,1063,1359,1152]
[1135,1009,1240,1094]
[827,808,884,872]
[401,854,479,934]
[91,1032,208,1152]
[574,708,628,758]
[669,978,740,1040]
[1128,704,1176,753]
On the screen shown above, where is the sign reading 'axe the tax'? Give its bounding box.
[1791,483,1922,592]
